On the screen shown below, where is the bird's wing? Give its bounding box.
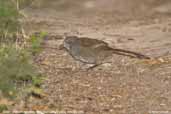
[78,37,108,47]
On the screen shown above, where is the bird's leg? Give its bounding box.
[86,63,102,71]
[77,62,93,71]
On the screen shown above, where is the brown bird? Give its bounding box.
[63,36,150,69]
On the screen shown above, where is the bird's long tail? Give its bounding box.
[112,48,150,59]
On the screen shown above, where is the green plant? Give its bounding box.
[0,104,8,113]
[0,0,20,38]
[0,45,43,98]
[29,31,47,55]
[0,0,34,42]
[0,0,45,99]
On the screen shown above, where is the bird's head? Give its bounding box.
[63,36,79,50]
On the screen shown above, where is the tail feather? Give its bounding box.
[112,48,150,59]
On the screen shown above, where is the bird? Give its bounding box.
[63,36,150,69]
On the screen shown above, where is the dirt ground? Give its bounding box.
[15,0,171,114]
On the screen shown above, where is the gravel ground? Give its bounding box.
[13,1,171,114]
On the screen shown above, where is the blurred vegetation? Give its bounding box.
[0,104,8,112]
[0,45,43,97]
[0,0,20,38]
[29,31,47,55]
[17,0,34,9]
[0,0,34,38]
[0,0,45,99]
